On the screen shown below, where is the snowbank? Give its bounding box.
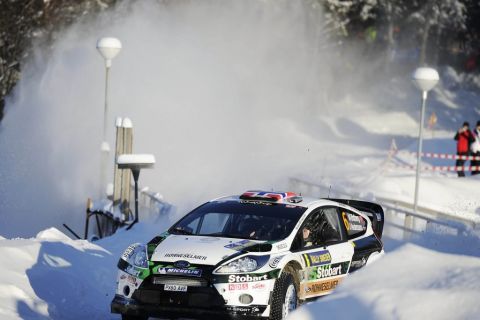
[289,243,480,320]
[0,228,115,319]
[0,223,167,320]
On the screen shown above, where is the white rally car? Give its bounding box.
[111,191,384,320]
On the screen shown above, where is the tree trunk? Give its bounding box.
[419,22,431,66]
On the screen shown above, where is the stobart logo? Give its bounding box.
[309,264,343,280]
[228,274,268,283]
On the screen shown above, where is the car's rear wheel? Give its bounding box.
[121,314,148,320]
[270,268,299,320]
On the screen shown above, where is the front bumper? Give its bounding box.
[111,294,267,319]
[113,261,275,319]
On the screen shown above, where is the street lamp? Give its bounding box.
[96,37,122,196]
[117,154,156,230]
[412,67,439,213]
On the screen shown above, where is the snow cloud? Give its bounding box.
[0,0,383,237]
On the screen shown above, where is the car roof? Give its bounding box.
[211,194,348,210]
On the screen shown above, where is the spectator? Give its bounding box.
[454,121,475,177]
[471,121,480,175]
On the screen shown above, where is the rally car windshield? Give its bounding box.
[169,200,306,241]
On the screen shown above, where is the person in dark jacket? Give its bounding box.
[454,121,475,177]
[471,121,480,175]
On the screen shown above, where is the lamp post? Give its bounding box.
[96,37,122,196]
[411,67,439,213]
[117,154,156,230]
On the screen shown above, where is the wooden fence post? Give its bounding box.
[120,118,133,220]
[113,117,124,209]
[112,117,133,221]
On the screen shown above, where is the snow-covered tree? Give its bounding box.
[409,0,467,66]
[0,0,116,121]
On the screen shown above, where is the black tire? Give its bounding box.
[121,314,148,320]
[269,268,300,320]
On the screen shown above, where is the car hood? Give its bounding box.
[150,235,266,265]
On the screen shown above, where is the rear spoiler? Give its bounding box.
[327,198,384,238]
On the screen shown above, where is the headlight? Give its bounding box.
[121,243,148,269]
[215,256,268,273]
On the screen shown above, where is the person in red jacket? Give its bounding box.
[471,121,480,175]
[454,121,475,177]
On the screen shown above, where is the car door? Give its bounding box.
[291,206,354,300]
[339,207,381,272]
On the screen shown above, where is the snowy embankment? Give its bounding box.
[290,242,480,320]
[0,225,164,320]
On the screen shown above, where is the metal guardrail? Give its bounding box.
[377,197,475,230]
[75,187,173,241]
[288,177,478,237]
[138,188,174,218]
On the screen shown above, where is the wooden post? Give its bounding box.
[112,117,133,221]
[113,117,124,208]
[404,214,414,240]
[120,118,133,220]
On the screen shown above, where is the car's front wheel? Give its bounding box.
[270,269,299,320]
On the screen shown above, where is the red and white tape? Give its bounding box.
[399,151,480,161]
[384,139,480,172]
[389,164,480,172]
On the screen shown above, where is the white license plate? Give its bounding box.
[164,284,188,292]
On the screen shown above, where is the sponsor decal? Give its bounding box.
[302,250,332,267]
[226,305,266,315]
[164,253,207,261]
[301,278,341,298]
[228,274,268,283]
[276,242,288,250]
[155,267,202,277]
[343,212,365,232]
[173,260,190,269]
[214,270,280,284]
[251,283,267,291]
[268,255,284,268]
[351,257,367,269]
[240,200,273,206]
[307,262,349,280]
[228,283,248,291]
[121,244,141,261]
[225,240,258,251]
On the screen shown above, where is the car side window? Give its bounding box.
[340,209,367,239]
[292,207,344,251]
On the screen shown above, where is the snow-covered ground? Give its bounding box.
[1,1,480,319]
